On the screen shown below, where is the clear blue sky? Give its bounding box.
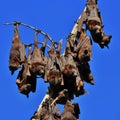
[0,0,119,120]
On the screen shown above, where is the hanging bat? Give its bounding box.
[86,0,112,48]
[30,31,46,76]
[61,101,80,120]
[9,22,26,74]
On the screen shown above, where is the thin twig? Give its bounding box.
[4,21,56,43]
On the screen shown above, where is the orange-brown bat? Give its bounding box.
[9,22,26,74]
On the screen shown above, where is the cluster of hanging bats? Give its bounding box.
[7,0,112,120]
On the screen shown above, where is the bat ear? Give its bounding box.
[73,103,80,119]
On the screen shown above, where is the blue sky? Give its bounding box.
[0,0,119,120]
